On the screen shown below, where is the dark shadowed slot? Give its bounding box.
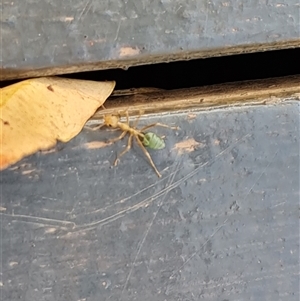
[1,48,299,90]
[61,47,300,90]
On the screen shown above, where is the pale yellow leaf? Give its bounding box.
[0,77,115,170]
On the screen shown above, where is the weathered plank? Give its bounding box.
[96,75,300,117]
[1,0,299,80]
[1,100,299,300]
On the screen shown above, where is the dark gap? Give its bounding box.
[62,47,300,90]
[1,48,299,90]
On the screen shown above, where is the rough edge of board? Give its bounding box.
[88,75,300,122]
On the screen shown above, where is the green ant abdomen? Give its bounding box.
[142,132,165,150]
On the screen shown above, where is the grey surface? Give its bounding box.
[1,0,299,79]
[1,102,299,300]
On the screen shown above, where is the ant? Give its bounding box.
[87,108,177,177]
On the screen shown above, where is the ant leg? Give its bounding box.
[114,134,133,166]
[121,108,143,129]
[108,131,127,144]
[84,123,105,131]
[140,122,178,132]
[116,107,130,119]
[135,136,162,178]
[85,124,119,132]
[106,128,120,132]
[117,108,130,126]
[125,109,130,125]
[132,112,142,129]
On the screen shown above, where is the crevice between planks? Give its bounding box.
[2,39,299,81]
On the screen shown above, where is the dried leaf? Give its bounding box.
[0,77,115,170]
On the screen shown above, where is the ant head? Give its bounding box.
[103,114,119,128]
